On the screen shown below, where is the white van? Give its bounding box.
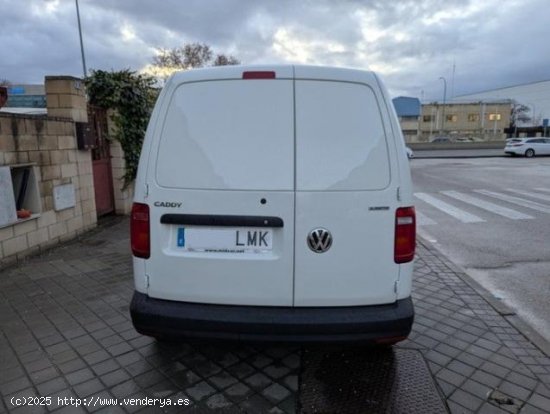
[130,65,415,343]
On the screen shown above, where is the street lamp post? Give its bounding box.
[429,106,435,138]
[75,0,87,78]
[439,77,447,134]
[493,103,498,136]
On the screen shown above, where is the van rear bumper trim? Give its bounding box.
[130,292,414,343]
[160,214,284,228]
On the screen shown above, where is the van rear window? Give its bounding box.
[156,80,294,191]
[295,80,390,191]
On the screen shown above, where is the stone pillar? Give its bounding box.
[45,76,88,123]
[109,140,134,214]
[106,111,134,214]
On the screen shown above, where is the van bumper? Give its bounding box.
[130,292,414,344]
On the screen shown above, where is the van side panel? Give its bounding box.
[374,73,415,300]
[133,79,173,295]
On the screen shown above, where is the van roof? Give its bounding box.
[168,64,379,84]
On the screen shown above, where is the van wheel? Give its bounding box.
[525,149,535,158]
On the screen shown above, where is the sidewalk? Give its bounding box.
[0,217,549,413]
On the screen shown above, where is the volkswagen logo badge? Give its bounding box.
[307,228,333,253]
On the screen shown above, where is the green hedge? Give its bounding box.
[85,69,157,187]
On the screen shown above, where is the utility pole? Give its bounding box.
[75,0,87,78]
[493,103,498,136]
[439,77,447,134]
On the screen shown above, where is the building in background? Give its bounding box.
[0,84,47,115]
[0,86,7,108]
[419,100,512,141]
[393,96,420,142]
[455,79,550,127]
[393,96,512,142]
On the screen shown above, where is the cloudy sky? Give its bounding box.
[1,0,549,100]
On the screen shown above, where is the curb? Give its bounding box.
[413,155,506,159]
[417,235,550,358]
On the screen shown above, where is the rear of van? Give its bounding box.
[130,65,415,343]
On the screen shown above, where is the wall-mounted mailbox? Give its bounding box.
[76,121,97,150]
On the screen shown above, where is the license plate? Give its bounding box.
[176,227,273,253]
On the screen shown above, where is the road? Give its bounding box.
[411,155,550,342]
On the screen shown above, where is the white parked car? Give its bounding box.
[406,146,414,159]
[130,65,416,344]
[505,138,550,157]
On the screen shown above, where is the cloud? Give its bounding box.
[0,0,549,100]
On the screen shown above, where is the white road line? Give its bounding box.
[475,190,550,214]
[535,187,550,194]
[416,210,436,226]
[507,188,550,202]
[417,227,437,243]
[441,191,533,220]
[414,193,485,223]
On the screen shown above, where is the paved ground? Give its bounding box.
[1,217,549,413]
[411,157,550,343]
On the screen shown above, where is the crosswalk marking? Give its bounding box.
[441,191,534,220]
[534,188,550,194]
[414,193,485,223]
[475,190,550,214]
[416,211,436,226]
[506,188,550,203]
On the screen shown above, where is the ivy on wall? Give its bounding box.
[85,69,157,187]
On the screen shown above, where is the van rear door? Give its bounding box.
[293,77,399,306]
[147,72,295,306]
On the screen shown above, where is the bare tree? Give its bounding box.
[148,42,240,83]
[213,54,240,66]
[0,79,10,86]
[510,102,532,135]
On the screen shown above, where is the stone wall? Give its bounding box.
[0,76,97,267]
[106,111,134,215]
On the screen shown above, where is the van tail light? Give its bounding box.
[242,71,276,79]
[394,207,416,263]
[131,203,150,259]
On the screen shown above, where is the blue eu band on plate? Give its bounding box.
[177,227,185,247]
